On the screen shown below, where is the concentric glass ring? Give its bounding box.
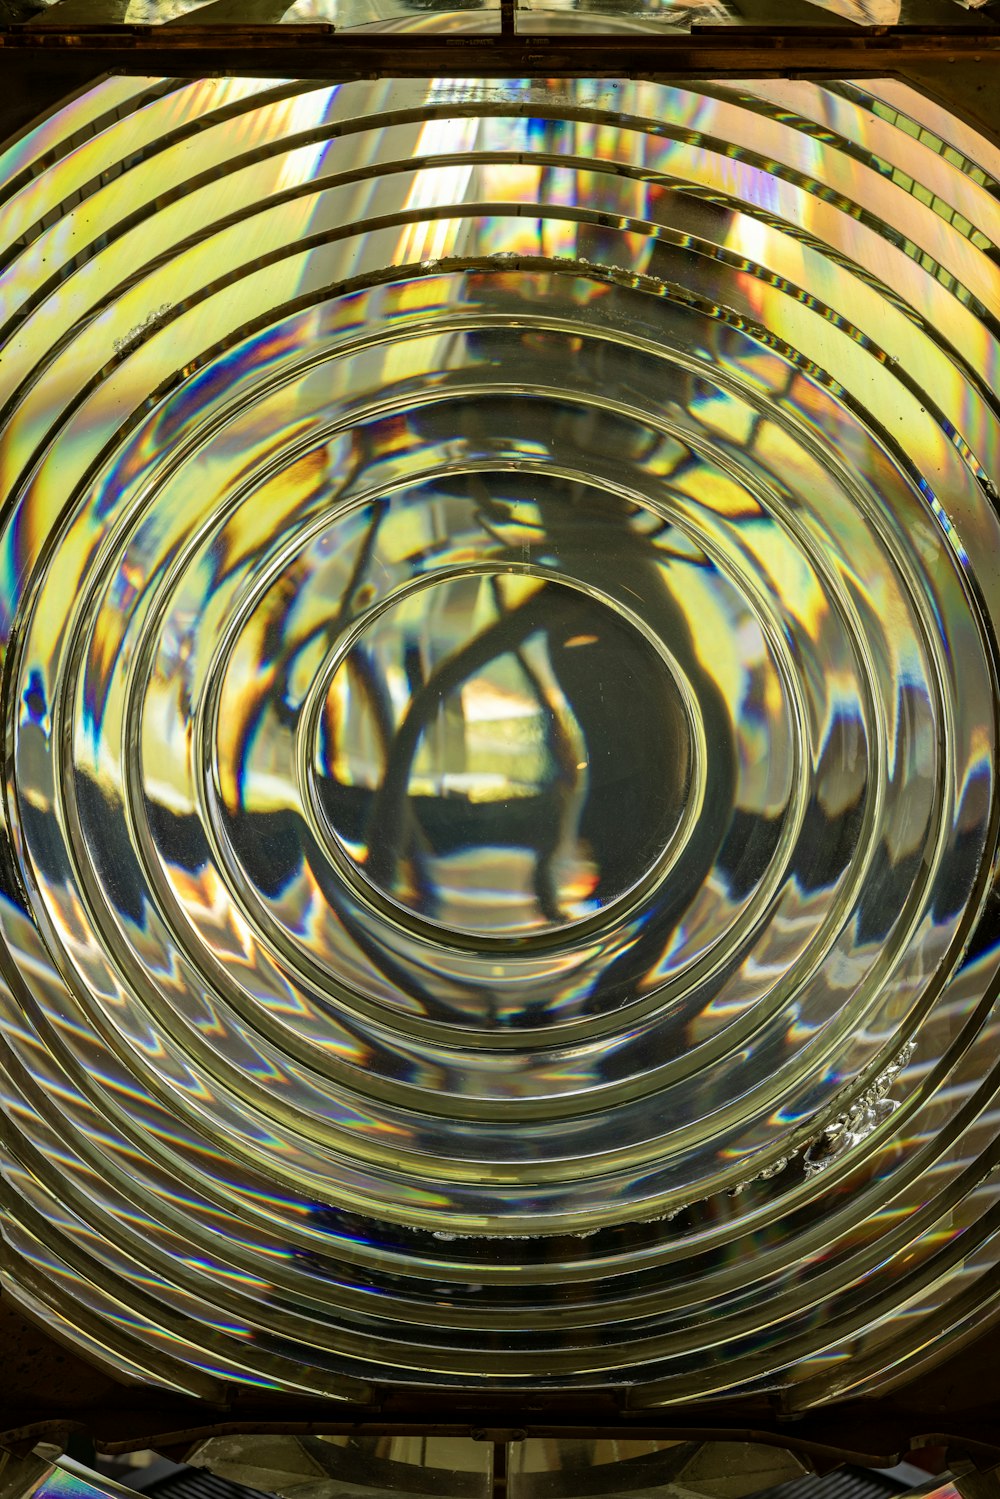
[1,72,1000,1408]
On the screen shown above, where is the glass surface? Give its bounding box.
[25,1465,132,1499]
[7,1452,957,1499]
[512,0,734,30]
[316,573,695,937]
[0,1445,825,1499]
[186,1435,493,1499]
[189,1435,808,1499]
[0,74,999,1407]
[23,0,502,29]
[506,1440,810,1498]
[14,0,996,25]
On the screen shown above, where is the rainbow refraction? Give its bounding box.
[0,75,999,1406]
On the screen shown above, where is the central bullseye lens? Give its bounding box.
[315,572,694,937]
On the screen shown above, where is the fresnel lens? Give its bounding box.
[0,70,999,1414]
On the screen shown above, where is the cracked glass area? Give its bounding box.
[0,75,999,1408]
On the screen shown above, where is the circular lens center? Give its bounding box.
[315,572,693,937]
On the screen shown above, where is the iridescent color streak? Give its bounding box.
[0,74,998,1407]
[30,1461,135,1499]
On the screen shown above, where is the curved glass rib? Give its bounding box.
[0,75,998,1407]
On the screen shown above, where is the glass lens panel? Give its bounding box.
[0,73,999,1409]
[19,0,995,23]
[25,0,501,27]
[507,1441,810,1499]
[186,1437,493,1499]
